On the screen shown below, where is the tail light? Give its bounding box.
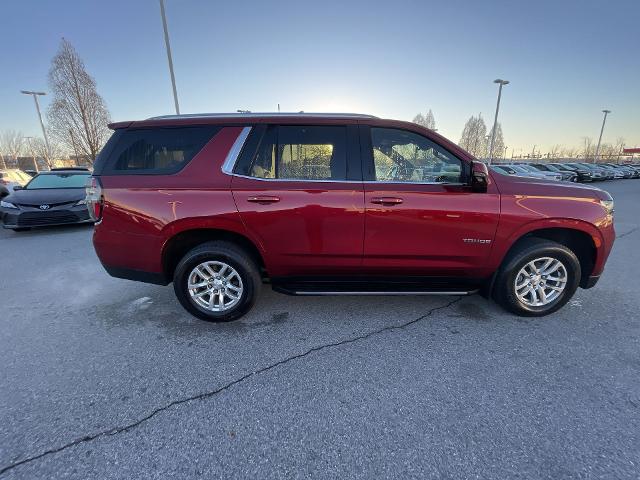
[85,176,103,222]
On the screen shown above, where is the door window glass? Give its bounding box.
[370,128,462,183]
[250,126,347,180]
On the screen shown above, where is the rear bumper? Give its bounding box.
[93,224,166,281]
[103,264,169,285]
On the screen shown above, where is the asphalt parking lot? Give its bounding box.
[1,180,638,479]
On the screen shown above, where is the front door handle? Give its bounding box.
[370,197,403,206]
[247,196,280,204]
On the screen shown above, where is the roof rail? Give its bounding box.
[147,112,378,120]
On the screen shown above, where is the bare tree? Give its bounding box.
[424,109,436,130]
[581,137,596,161]
[47,38,111,165]
[412,109,436,130]
[614,137,625,163]
[31,138,67,168]
[487,122,505,159]
[0,130,25,167]
[548,144,563,159]
[459,114,488,158]
[412,113,426,127]
[562,146,578,158]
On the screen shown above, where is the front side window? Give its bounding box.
[249,125,347,181]
[370,128,462,183]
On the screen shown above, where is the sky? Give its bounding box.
[0,0,638,154]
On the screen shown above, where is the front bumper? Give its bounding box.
[1,205,93,228]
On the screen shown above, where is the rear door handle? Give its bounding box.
[370,197,403,206]
[247,196,280,204]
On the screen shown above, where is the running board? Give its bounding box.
[271,281,479,297]
[280,289,478,296]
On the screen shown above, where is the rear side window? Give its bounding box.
[100,126,220,175]
[247,125,347,181]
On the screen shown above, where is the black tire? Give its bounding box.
[173,241,261,322]
[12,227,31,232]
[494,238,581,317]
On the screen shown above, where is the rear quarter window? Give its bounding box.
[97,126,221,175]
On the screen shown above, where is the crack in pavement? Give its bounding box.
[0,297,463,476]
[616,226,639,239]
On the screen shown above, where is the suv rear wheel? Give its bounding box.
[173,241,261,322]
[494,238,581,316]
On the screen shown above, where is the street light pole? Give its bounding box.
[488,79,509,165]
[20,90,51,164]
[159,0,180,115]
[594,109,611,163]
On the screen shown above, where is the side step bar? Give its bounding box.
[282,290,478,296]
[272,283,479,297]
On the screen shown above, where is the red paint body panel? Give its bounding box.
[230,176,364,276]
[93,127,247,274]
[362,183,500,277]
[92,116,615,288]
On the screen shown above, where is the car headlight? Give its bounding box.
[0,200,17,209]
[600,199,614,214]
[75,199,87,206]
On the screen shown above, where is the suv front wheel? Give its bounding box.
[173,241,261,322]
[494,238,581,317]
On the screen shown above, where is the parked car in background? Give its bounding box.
[88,113,615,321]
[503,164,551,180]
[0,169,32,198]
[530,163,577,182]
[606,163,639,179]
[0,169,93,231]
[550,163,592,182]
[597,164,625,179]
[490,165,519,176]
[568,163,608,181]
[514,164,563,181]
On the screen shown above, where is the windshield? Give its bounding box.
[493,166,516,174]
[25,173,90,189]
[509,165,531,174]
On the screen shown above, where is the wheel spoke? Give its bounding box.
[227,289,239,299]
[188,261,244,312]
[542,262,561,275]
[541,258,554,272]
[514,256,568,307]
[195,266,209,279]
[537,286,547,304]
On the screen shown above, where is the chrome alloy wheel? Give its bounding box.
[188,261,243,312]
[514,257,568,307]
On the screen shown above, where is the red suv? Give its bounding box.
[87,113,615,321]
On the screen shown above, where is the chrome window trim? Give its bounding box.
[229,173,465,186]
[221,126,252,175]
[230,173,362,184]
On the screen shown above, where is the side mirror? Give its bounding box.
[470,161,489,193]
[13,186,23,191]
